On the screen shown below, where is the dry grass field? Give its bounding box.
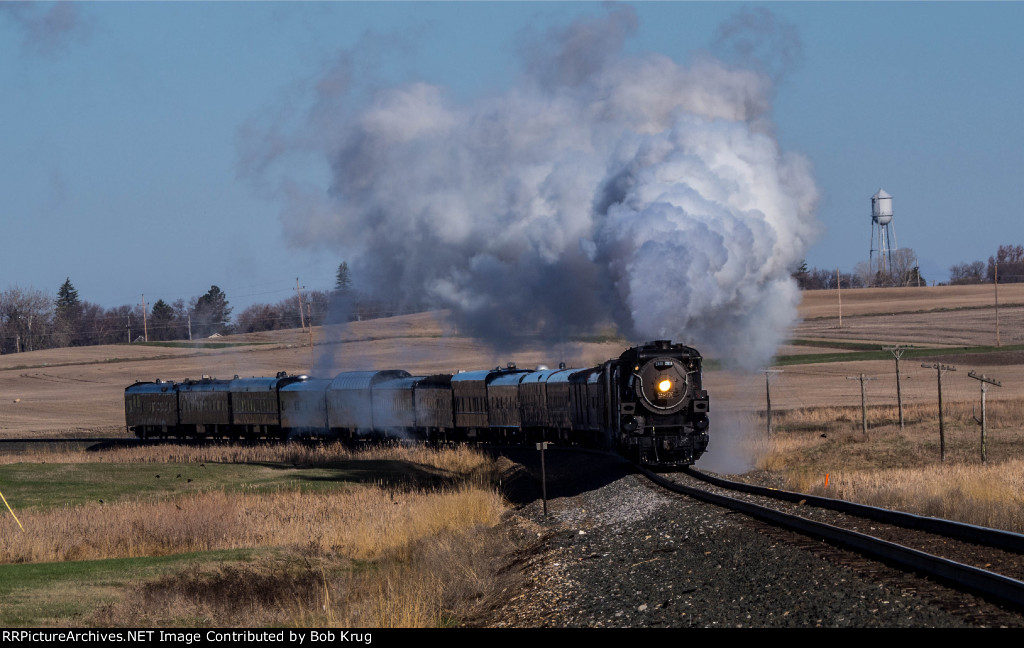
[0,311,625,438]
[699,284,1024,534]
[0,443,511,626]
[2,283,1024,626]
[797,283,1024,319]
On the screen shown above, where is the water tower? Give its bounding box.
[870,188,898,275]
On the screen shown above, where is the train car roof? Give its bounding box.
[177,378,232,392]
[489,372,531,387]
[450,369,492,383]
[520,369,574,384]
[125,381,176,394]
[329,370,411,390]
[545,368,583,384]
[452,368,530,385]
[228,376,283,391]
[374,376,421,390]
[415,374,453,387]
[280,377,333,392]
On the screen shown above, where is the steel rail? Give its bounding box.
[643,468,1024,611]
[0,438,135,444]
[684,467,1024,554]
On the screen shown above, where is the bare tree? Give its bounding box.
[853,249,922,287]
[988,244,1024,284]
[949,261,986,285]
[0,287,53,353]
[889,248,923,286]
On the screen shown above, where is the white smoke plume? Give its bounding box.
[248,6,819,368]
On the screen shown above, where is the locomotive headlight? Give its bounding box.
[658,379,672,393]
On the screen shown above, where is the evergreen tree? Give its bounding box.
[335,262,352,293]
[192,285,233,337]
[150,299,176,340]
[55,277,80,319]
[53,277,82,347]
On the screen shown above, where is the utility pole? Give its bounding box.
[922,363,957,461]
[968,371,1002,463]
[126,313,131,344]
[141,294,149,342]
[761,369,783,437]
[307,301,314,348]
[882,345,913,430]
[994,261,1001,347]
[836,268,843,328]
[537,442,549,518]
[296,278,306,332]
[846,373,875,436]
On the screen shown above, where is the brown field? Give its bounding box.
[0,311,624,438]
[796,284,1024,348]
[797,283,1024,319]
[0,283,1021,438]
[794,305,1024,347]
[798,282,1024,348]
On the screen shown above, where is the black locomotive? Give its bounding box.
[125,340,710,467]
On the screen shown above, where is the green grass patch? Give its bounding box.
[0,458,463,513]
[0,548,262,627]
[787,339,894,351]
[772,342,1024,366]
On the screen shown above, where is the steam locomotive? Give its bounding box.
[124,340,710,467]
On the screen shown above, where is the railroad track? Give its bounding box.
[0,437,290,449]
[640,466,1024,613]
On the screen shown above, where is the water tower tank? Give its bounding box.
[871,189,893,225]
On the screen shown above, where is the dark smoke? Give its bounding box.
[244,7,819,368]
[711,7,804,85]
[0,2,88,58]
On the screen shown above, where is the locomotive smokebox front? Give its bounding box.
[615,340,709,467]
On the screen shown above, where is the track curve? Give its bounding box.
[642,466,1024,612]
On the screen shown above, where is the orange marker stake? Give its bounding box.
[825,473,829,488]
[0,490,24,531]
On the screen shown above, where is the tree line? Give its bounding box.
[795,244,1024,290]
[948,244,1024,285]
[0,282,236,353]
[793,248,924,290]
[0,263,420,354]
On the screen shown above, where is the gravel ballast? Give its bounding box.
[474,449,1024,628]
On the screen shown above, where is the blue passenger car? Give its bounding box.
[125,380,178,439]
[280,378,331,437]
[327,370,411,437]
[177,377,232,437]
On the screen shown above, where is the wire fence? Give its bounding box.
[711,358,1019,437]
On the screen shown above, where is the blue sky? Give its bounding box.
[2,2,1022,316]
